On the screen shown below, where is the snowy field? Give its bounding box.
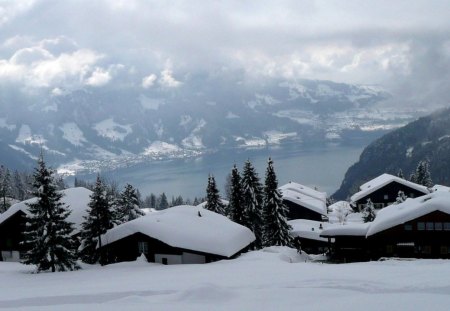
[1,248,449,310]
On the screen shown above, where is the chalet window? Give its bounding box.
[404,224,413,231]
[410,193,415,198]
[383,195,388,200]
[426,222,434,231]
[417,222,425,231]
[162,258,168,265]
[440,246,448,255]
[435,222,443,231]
[423,246,432,254]
[138,241,148,254]
[444,223,450,231]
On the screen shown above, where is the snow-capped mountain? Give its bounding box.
[0,75,421,173]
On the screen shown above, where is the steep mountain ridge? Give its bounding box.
[333,108,450,200]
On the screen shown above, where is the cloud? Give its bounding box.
[0,37,107,88]
[85,67,111,87]
[0,1,448,107]
[0,0,37,26]
[141,73,157,88]
[159,69,181,88]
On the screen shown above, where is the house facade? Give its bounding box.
[321,192,450,262]
[351,174,429,211]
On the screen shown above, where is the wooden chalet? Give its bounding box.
[279,182,327,221]
[289,219,329,254]
[0,187,92,262]
[351,173,429,211]
[321,191,450,262]
[98,205,255,265]
[320,224,370,262]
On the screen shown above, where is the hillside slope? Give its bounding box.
[333,107,450,200]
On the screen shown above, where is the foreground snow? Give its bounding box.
[0,247,449,310]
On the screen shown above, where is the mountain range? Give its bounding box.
[0,74,422,174]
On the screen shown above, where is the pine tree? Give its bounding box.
[362,198,376,223]
[13,170,25,201]
[79,175,115,265]
[21,154,79,272]
[205,175,226,215]
[413,160,433,187]
[395,190,407,204]
[116,183,145,224]
[241,159,264,249]
[262,158,293,247]
[397,169,405,179]
[228,165,245,224]
[158,192,169,210]
[0,166,11,212]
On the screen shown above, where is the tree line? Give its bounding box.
[204,158,293,250]
[20,154,293,272]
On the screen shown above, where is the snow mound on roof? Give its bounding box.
[279,182,327,201]
[367,191,450,237]
[289,219,328,242]
[101,205,255,258]
[0,187,92,233]
[320,223,370,237]
[351,173,429,203]
[280,189,327,215]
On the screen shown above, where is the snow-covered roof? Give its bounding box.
[280,189,327,216]
[350,173,429,203]
[289,219,329,242]
[321,192,450,238]
[327,201,364,224]
[320,223,370,237]
[100,205,255,258]
[196,199,229,208]
[279,182,327,202]
[0,187,92,234]
[432,184,450,192]
[366,191,450,237]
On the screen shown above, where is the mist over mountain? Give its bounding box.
[333,107,450,200]
[0,73,424,174]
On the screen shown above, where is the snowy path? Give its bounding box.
[1,249,450,310]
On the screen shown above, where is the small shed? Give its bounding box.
[98,205,255,265]
[279,182,327,221]
[289,219,329,254]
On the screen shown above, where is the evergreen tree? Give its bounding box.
[13,170,25,201]
[395,190,407,204]
[397,169,405,179]
[79,175,115,265]
[241,159,264,249]
[262,158,293,247]
[116,183,145,224]
[204,174,226,215]
[21,154,79,272]
[413,160,433,187]
[228,165,245,224]
[362,198,376,223]
[0,167,11,212]
[158,192,169,210]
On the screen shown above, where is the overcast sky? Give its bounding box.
[0,0,449,107]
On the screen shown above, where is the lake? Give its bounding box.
[72,141,365,200]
